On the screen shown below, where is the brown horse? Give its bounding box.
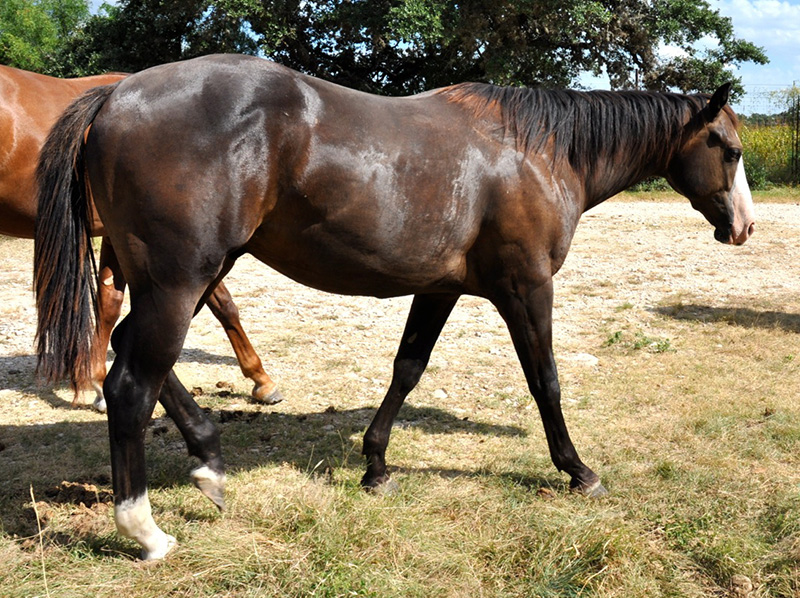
[34,55,754,560]
[0,64,280,409]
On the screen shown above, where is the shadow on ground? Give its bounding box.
[655,303,800,333]
[0,348,246,395]
[0,397,529,548]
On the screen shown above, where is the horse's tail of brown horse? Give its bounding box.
[34,82,120,392]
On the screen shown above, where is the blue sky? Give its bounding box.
[712,0,800,86]
[707,0,800,112]
[580,0,800,113]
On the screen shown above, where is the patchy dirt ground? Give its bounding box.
[1,197,798,422]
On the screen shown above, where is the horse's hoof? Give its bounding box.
[252,385,283,405]
[140,533,177,561]
[570,478,608,498]
[191,465,226,511]
[89,381,108,413]
[92,395,107,414]
[362,476,399,497]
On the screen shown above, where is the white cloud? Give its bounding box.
[710,0,800,82]
[702,0,800,113]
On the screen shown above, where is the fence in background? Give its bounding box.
[792,90,799,185]
[738,84,799,187]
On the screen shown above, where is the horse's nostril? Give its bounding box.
[748,222,755,237]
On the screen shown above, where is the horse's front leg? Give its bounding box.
[362,293,459,491]
[492,278,606,496]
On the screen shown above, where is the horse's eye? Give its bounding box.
[725,148,742,162]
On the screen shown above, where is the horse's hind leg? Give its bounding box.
[204,280,282,404]
[104,288,200,560]
[88,237,126,413]
[362,293,459,491]
[491,278,606,497]
[157,370,226,509]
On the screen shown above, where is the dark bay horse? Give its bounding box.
[0,64,280,410]
[34,54,754,559]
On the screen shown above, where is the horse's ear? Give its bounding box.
[707,83,732,120]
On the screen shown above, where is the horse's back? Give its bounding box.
[88,55,501,297]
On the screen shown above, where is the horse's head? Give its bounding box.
[665,84,755,245]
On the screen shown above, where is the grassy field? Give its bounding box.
[2,194,800,596]
[618,186,800,204]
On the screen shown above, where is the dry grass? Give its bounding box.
[617,187,800,204]
[2,197,800,596]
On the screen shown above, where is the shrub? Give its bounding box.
[740,124,793,189]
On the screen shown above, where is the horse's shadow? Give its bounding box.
[0,397,532,551]
[654,303,800,333]
[178,347,240,367]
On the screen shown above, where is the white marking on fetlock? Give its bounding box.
[191,465,226,487]
[91,382,107,413]
[115,493,176,560]
[191,465,226,510]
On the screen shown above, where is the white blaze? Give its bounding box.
[730,159,755,245]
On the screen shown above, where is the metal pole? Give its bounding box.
[793,81,799,185]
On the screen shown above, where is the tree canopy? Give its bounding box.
[0,0,89,75]
[2,0,768,97]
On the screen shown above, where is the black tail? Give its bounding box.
[34,82,120,391]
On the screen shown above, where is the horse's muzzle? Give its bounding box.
[714,226,731,244]
[715,221,755,245]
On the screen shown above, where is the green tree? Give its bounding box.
[234,0,767,95]
[66,0,768,96]
[642,0,768,96]
[64,0,257,75]
[0,0,89,75]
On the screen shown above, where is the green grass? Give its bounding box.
[740,124,795,189]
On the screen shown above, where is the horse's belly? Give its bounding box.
[244,225,468,298]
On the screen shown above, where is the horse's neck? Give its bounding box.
[576,96,698,212]
[581,143,674,212]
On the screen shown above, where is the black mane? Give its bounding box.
[441,83,712,177]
